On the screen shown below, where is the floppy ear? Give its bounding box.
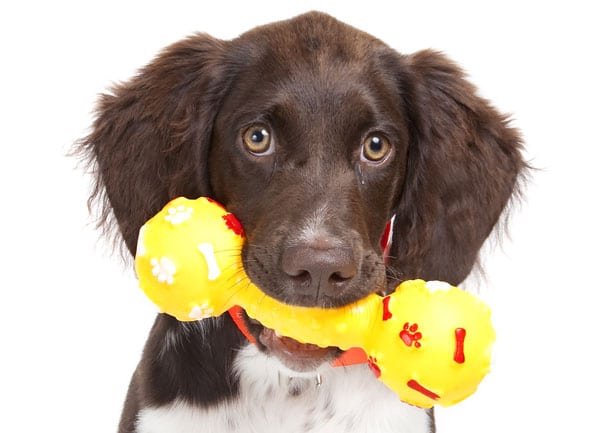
[389,50,526,285]
[78,34,232,256]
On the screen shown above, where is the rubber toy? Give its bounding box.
[135,197,495,408]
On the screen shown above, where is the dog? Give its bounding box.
[78,11,525,433]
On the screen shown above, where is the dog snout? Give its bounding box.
[281,242,357,299]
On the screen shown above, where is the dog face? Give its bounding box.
[80,12,525,374]
[207,24,412,371]
[209,21,409,310]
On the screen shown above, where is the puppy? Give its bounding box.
[78,11,525,433]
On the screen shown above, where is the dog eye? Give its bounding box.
[242,125,273,155]
[362,134,391,162]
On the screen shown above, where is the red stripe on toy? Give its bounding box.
[382,296,393,321]
[454,328,466,364]
[407,379,440,401]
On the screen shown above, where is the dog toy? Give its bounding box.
[135,197,495,408]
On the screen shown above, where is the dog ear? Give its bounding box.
[389,50,526,285]
[78,34,232,256]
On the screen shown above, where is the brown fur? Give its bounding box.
[76,12,526,432]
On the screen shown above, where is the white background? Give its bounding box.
[1,1,607,432]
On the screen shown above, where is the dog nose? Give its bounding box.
[281,243,357,297]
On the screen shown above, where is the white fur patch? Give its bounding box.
[136,345,431,433]
[298,203,332,244]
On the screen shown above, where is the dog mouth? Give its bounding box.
[256,324,339,372]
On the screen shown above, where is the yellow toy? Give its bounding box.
[135,197,495,408]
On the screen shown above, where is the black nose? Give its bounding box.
[281,242,357,299]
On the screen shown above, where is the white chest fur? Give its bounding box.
[136,345,431,433]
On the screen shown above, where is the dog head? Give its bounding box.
[79,12,525,372]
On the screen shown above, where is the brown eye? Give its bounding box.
[242,125,272,155]
[362,134,391,162]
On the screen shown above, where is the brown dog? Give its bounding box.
[78,11,525,433]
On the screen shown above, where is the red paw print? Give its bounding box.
[367,356,381,378]
[400,322,422,348]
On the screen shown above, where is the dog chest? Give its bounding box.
[135,345,431,433]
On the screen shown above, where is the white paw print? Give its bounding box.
[189,303,215,320]
[151,257,176,284]
[164,205,193,225]
[425,280,452,293]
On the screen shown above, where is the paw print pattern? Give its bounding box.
[165,205,193,225]
[189,302,215,320]
[367,356,381,378]
[400,322,422,348]
[151,257,176,284]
